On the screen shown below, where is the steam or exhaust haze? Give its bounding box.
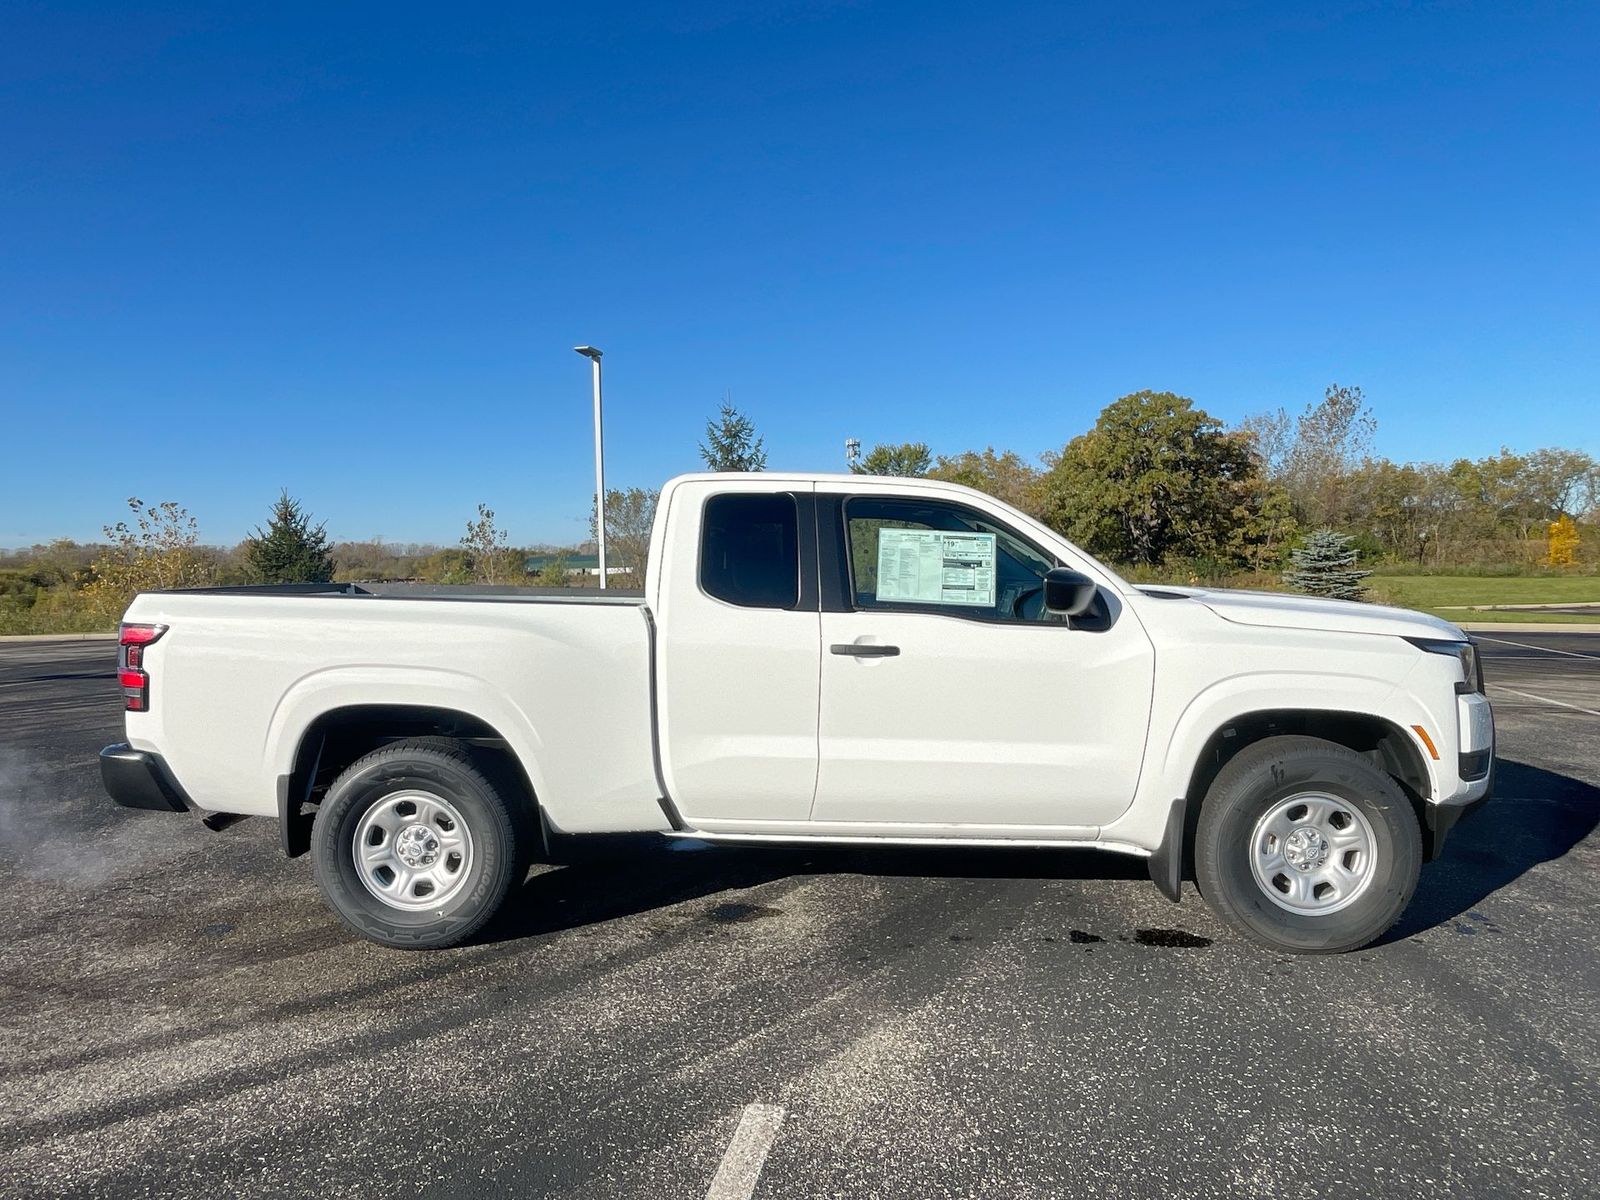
[0,747,136,889]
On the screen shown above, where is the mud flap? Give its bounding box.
[1147,797,1187,903]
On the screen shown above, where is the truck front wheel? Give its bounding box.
[1194,735,1422,954]
[311,739,526,949]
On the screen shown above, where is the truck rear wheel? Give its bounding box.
[1194,735,1422,954]
[311,739,526,949]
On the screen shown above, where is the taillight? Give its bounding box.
[119,623,168,712]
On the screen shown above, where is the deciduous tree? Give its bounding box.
[929,448,1044,514]
[1546,515,1580,567]
[1517,448,1598,523]
[461,503,511,585]
[1036,391,1266,566]
[87,498,218,618]
[1243,384,1376,527]
[590,487,659,587]
[852,442,932,477]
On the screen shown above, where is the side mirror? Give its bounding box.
[1043,568,1097,617]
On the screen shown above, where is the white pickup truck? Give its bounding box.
[101,472,1494,953]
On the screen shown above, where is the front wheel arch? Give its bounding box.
[1178,709,1434,873]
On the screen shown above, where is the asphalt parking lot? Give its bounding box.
[1,632,1596,1199]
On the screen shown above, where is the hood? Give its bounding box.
[1134,585,1466,641]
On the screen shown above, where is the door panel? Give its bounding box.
[655,484,821,822]
[813,494,1155,829]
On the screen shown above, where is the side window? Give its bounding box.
[700,493,801,609]
[844,497,1059,623]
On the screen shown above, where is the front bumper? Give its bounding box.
[1457,693,1494,782]
[99,744,193,813]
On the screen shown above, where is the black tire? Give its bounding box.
[311,738,528,950]
[1194,735,1422,954]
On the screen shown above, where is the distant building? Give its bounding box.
[523,553,629,578]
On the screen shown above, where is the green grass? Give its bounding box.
[1367,573,1600,623]
[1369,574,1600,607]
[1437,608,1600,625]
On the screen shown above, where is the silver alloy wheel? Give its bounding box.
[352,790,474,911]
[1249,791,1378,915]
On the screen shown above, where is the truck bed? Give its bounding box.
[121,586,668,834]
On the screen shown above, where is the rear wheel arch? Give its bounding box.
[279,704,540,858]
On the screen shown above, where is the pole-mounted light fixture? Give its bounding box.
[574,346,607,589]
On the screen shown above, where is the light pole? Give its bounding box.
[573,345,607,589]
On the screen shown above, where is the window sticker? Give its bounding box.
[875,529,996,607]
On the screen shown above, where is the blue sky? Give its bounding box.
[3,1,1596,548]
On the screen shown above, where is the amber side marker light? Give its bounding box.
[1411,724,1440,761]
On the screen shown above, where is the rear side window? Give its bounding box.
[700,493,800,609]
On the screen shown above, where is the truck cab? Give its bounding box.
[653,475,1156,837]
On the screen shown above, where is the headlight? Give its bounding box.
[1404,637,1483,694]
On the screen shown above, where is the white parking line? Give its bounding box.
[1476,635,1600,660]
[706,1104,786,1200]
[1492,686,1600,719]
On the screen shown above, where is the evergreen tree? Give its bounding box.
[1283,528,1371,600]
[244,491,334,583]
[699,402,767,471]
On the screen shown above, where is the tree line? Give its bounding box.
[3,385,1593,633]
[844,387,1595,580]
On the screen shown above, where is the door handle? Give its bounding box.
[830,643,900,657]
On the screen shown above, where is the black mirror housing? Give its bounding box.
[1044,568,1097,617]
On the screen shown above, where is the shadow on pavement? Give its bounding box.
[486,756,1599,948]
[483,832,1148,944]
[1387,756,1600,942]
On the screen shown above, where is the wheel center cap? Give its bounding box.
[395,824,440,868]
[1283,826,1330,872]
